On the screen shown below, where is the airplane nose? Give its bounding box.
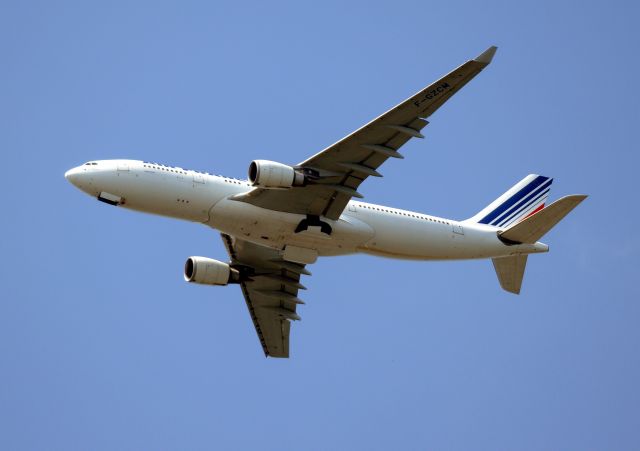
[64,166,83,187]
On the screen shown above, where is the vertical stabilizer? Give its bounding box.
[468,174,553,228]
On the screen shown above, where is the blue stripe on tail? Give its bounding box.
[496,187,550,227]
[478,176,551,225]
[492,179,553,227]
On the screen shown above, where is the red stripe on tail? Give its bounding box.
[522,203,545,221]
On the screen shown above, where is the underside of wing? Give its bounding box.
[221,234,311,358]
[234,46,497,220]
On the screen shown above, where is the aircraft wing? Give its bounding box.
[234,46,497,220]
[221,233,310,358]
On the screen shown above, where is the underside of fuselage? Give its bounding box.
[207,198,374,257]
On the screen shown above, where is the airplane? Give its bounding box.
[65,45,586,358]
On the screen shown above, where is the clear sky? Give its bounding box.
[1,1,639,450]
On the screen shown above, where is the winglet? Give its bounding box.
[474,45,498,65]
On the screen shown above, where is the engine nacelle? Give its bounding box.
[248,160,305,188]
[184,256,238,286]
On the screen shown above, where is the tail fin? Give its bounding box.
[467,174,553,228]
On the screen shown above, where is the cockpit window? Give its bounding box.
[84,162,98,166]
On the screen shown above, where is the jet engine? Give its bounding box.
[184,256,239,286]
[248,160,306,188]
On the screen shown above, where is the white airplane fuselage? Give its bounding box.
[65,159,548,261]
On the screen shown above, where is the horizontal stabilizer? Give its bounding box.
[499,195,587,244]
[492,255,528,294]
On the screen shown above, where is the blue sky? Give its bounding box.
[1,1,639,450]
